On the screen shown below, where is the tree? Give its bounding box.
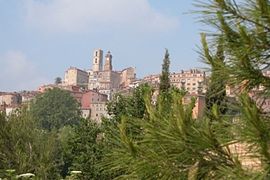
[0,109,61,179]
[30,88,81,131]
[106,83,149,122]
[202,35,228,117]
[195,0,270,93]
[66,119,109,179]
[102,88,245,179]
[55,77,62,85]
[159,49,171,93]
[102,1,270,179]
[157,49,174,115]
[195,0,270,178]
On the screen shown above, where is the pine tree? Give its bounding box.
[195,0,270,92]
[102,1,270,179]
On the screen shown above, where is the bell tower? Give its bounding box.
[104,51,113,71]
[92,49,103,72]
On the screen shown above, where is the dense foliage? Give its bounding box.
[203,36,228,117]
[65,119,109,179]
[159,49,171,93]
[101,1,270,178]
[30,88,81,131]
[195,0,270,93]
[0,109,61,179]
[0,89,105,179]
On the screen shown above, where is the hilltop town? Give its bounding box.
[0,49,212,121]
[2,48,270,124]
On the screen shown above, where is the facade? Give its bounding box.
[143,74,160,88]
[0,93,22,116]
[170,69,206,94]
[143,69,207,95]
[183,94,205,119]
[64,67,89,88]
[0,93,21,106]
[20,91,39,104]
[67,87,108,123]
[92,49,103,72]
[143,69,207,119]
[120,67,136,88]
[89,94,108,124]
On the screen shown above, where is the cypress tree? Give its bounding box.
[159,49,171,93]
[157,49,173,114]
[202,36,227,117]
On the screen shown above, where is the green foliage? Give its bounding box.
[0,109,61,179]
[103,89,234,179]
[58,126,76,178]
[195,0,270,93]
[30,88,81,131]
[159,49,171,93]
[101,2,270,176]
[157,49,174,115]
[107,84,150,122]
[65,119,110,179]
[202,35,228,117]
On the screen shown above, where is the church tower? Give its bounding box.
[104,51,113,71]
[92,49,103,72]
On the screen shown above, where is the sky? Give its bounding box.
[0,0,206,91]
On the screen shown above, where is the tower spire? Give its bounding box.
[92,49,103,72]
[104,51,113,71]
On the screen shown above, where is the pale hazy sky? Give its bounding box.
[0,0,206,91]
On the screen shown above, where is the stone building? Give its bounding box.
[20,91,39,104]
[64,67,89,88]
[70,89,108,123]
[170,69,206,94]
[0,93,21,106]
[143,69,207,95]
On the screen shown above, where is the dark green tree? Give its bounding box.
[202,35,228,116]
[55,77,62,85]
[157,49,173,115]
[30,88,81,131]
[0,109,61,179]
[66,119,109,179]
[107,84,149,121]
[57,125,76,178]
[159,49,171,93]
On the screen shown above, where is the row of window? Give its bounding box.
[170,74,204,78]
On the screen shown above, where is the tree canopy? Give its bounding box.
[0,109,61,179]
[30,88,81,131]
